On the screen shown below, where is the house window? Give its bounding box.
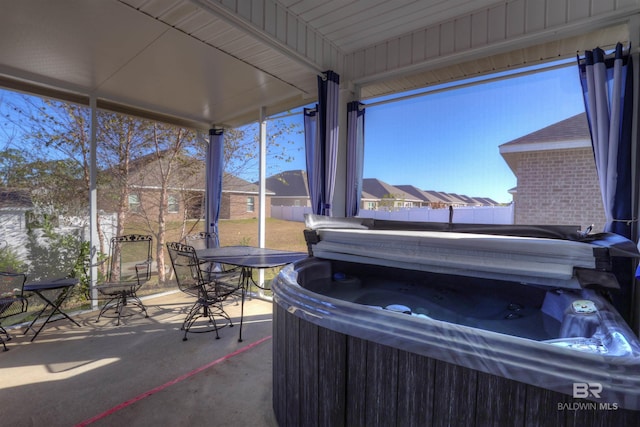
[247,196,255,212]
[168,195,179,213]
[128,194,140,213]
[294,200,300,207]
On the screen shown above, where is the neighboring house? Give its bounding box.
[362,179,422,210]
[266,170,499,211]
[223,174,274,220]
[265,170,310,207]
[360,190,378,211]
[101,152,272,221]
[423,190,461,207]
[394,185,444,208]
[447,193,476,206]
[499,113,605,231]
[471,196,501,206]
[396,185,499,208]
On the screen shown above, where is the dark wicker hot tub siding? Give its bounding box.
[273,303,640,427]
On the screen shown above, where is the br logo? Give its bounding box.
[573,382,603,399]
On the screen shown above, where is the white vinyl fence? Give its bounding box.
[0,212,118,267]
[271,205,514,224]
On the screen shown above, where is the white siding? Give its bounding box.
[209,0,342,72]
[347,0,636,98]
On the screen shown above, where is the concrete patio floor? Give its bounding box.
[0,291,278,427]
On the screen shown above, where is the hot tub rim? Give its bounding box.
[273,259,640,411]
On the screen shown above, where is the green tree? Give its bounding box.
[0,243,26,273]
[0,148,31,187]
[379,193,399,211]
[24,215,83,281]
[4,98,91,216]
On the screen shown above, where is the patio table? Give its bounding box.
[23,277,80,342]
[196,246,307,342]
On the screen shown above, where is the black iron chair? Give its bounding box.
[95,234,152,325]
[166,241,241,341]
[0,272,28,351]
[183,232,241,307]
[184,231,217,250]
[184,232,239,272]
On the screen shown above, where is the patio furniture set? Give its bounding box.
[166,233,306,342]
[0,232,305,351]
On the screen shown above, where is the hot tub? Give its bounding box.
[272,215,640,426]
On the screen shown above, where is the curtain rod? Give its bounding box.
[268,109,306,121]
[267,59,577,118]
[362,60,574,109]
[363,43,624,110]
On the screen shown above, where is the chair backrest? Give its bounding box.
[0,272,28,319]
[184,232,217,250]
[108,234,153,285]
[166,242,203,294]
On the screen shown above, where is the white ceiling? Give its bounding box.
[0,0,636,129]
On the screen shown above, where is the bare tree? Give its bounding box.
[131,123,198,284]
[221,120,302,179]
[98,112,153,239]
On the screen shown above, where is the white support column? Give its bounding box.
[89,96,98,309]
[258,106,267,288]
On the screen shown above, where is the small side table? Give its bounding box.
[23,278,80,342]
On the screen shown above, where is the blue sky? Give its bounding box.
[269,60,586,204]
[0,59,586,205]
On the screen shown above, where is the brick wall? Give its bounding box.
[134,190,270,221]
[222,193,271,220]
[513,148,605,232]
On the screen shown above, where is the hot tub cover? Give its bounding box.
[304,214,639,290]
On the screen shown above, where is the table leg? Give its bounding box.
[25,288,80,342]
[24,297,50,340]
[238,267,250,342]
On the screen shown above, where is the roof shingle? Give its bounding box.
[500,113,589,148]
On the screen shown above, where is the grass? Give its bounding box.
[217,217,307,252]
[128,217,307,253]
[216,218,307,293]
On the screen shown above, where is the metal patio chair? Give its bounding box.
[184,231,217,250]
[0,272,28,351]
[184,232,241,299]
[95,234,152,325]
[184,231,239,271]
[166,241,241,341]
